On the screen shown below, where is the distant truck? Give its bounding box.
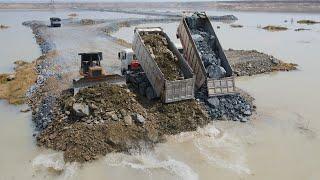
[50,17,61,27]
[127,27,195,103]
[177,12,236,97]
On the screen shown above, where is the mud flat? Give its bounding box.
[297,19,320,25]
[0,60,36,104]
[68,13,78,17]
[230,24,243,28]
[0,24,9,29]
[262,25,288,32]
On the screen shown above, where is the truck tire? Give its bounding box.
[146,86,156,100]
[139,82,148,96]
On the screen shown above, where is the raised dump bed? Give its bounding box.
[132,27,195,103]
[177,12,236,97]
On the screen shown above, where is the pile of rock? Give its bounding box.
[225,49,297,76]
[37,83,161,162]
[32,95,56,130]
[36,82,213,162]
[186,15,226,79]
[80,19,96,25]
[205,95,252,122]
[209,15,238,22]
[195,86,254,122]
[60,83,148,126]
[140,32,184,81]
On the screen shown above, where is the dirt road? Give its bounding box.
[45,21,124,86]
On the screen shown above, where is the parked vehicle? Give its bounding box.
[50,17,61,27]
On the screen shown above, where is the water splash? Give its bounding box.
[194,125,251,175]
[171,124,251,175]
[105,152,198,180]
[32,153,79,180]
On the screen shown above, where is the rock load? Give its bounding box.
[36,83,210,162]
[206,95,252,122]
[37,83,161,162]
[186,14,226,79]
[140,32,184,81]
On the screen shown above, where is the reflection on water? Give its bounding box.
[0,9,319,180]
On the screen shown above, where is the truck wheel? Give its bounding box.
[146,86,156,100]
[139,82,148,96]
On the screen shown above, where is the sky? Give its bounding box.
[0,0,236,2]
[0,0,308,2]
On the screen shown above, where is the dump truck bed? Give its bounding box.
[177,12,236,97]
[133,27,195,103]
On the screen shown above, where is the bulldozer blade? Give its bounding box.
[73,74,126,89]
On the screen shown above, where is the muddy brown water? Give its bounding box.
[1,9,320,180]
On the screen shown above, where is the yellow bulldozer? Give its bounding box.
[73,52,125,89]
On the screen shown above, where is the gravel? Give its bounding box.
[226,49,297,76]
[196,85,254,122]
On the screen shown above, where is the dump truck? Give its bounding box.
[177,12,236,97]
[118,48,157,100]
[132,27,195,103]
[50,17,61,27]
[73,52,125,89]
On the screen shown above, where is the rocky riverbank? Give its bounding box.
[226,49,298,76]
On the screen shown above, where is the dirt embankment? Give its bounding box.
[297,20,319,25]
[37,83,209,162]
[262,25,288,32]
[0,61,37,104]
[0,24,9,29]
[226,49,297,76]
[68,13,78,17]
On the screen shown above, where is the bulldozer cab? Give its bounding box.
[78,52,103,76]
